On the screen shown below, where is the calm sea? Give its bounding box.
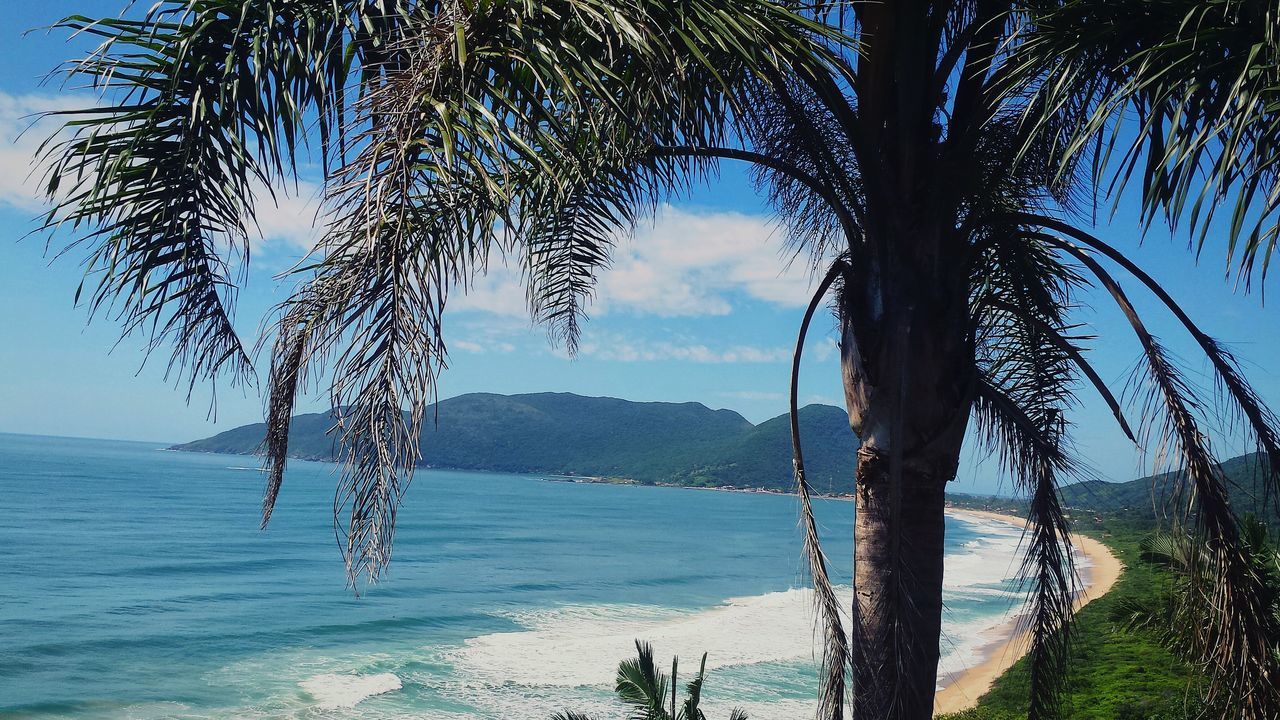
[0,433,1029,719]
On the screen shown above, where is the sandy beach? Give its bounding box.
[932,509,1125,716]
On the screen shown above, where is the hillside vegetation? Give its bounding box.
[939,521,1201,720]
[943,460,1280,719]
[948,452,1277,527]
[180,392,1280,519]
[173,392,860,492]
[1058,453,1276,524]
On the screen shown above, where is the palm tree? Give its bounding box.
[552,640,747,720]
[32,2,1280,719]
[1116,517,1280,718]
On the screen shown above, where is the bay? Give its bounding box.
[0,433,1026,719]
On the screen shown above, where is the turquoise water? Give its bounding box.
[0,433,1028,719]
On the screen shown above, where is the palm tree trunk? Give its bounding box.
[851,448,948,719]
[839,269,972,719]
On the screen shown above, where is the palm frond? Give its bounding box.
[1113,593,1201,660]
[260,269,355,526]
[736,74,865,258]
[977,290,1135,444]
[616,640,671,720]
[261,307,311,527]
[976,381,1078,720]
[519,142,716,353]
[790,259,852,720]
[679,653,708,720]
[1015,213,1280,504]
[1138,533,1195,569]
[969,225,1097,718]
[1120,521,1280,716]
[39,1,354,395]
[246,0,841,581]
[1016,0,1280,282]
[1042,234,1280,718]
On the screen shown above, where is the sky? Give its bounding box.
[1,2,1277,496]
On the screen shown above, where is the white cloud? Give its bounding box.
[805,394,843,407]
[0,91,323,251]
[453,204,819,320]
[451,338,517,354]
[447,314,536,356]
[600,205,819,315]
[249,179,325,250]
[1,94,809,314]
[812,335,840,362]
[0,92,84,213]
[575,336,790,364]
[450,258,530,317]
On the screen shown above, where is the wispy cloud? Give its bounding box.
[447,315,537,356]
[575,336,790,364]
[0,92,82,213]
[805,394,842,407]
[450,259,530,317]
[249,179,325,251]
[6,97,809,317]
[600,205,815,315]
[455,204,818,320]
[451,338,517,354]
[0,91,323,251]
[812,335,840,362]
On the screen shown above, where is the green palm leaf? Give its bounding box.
[1017,0,1280,284]
[615,640,670,720]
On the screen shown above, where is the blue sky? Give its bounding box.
[0,2,1277,496]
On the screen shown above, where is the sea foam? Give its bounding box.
[450,588,834,688]
[449,515,1030,695]
[299,672,403,709]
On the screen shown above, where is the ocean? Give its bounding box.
[0,432,1032,719]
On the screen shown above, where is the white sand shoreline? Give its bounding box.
[933,509,1124,716]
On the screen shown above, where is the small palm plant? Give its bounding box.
[553,641,746,720]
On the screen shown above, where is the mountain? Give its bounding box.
[666,404,856,494]
[948,451,1278,524]
[172,392,860,491]
[1057,451,1277,522]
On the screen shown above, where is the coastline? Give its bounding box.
[131,449,1115,714]
[933,509,1124,716]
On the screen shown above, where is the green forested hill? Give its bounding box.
[666,404,857,494]
[1057,452,1276,522]
[172,392,861,491]
[175,391,1279,509]
[947,451,1277,524]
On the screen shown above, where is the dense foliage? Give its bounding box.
[174,392,858,492]
[1118,518,1280,718]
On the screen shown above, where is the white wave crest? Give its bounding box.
[449,514,1037,700]
[450,588,833,689]
[299,672,403,710]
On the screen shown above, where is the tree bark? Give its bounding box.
[851,448,949,719]
[838,255,973,719]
